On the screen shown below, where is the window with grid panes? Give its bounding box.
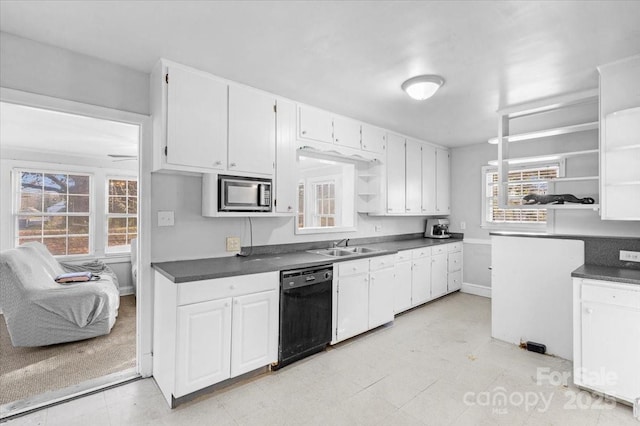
[313,181,336,227]
[485,165,559,224]
[16,171,91,256]
[106,178,138,253]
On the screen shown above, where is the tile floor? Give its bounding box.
[5,292,638,425]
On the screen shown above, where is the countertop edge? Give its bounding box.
[571,264,640,286]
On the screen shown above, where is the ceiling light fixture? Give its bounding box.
[401,75,445,100]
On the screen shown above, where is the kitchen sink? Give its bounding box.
[309,246,384,257]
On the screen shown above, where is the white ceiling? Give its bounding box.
[1,1,640,148]
[0,102,139,158]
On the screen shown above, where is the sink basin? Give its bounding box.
[309,246,384,257]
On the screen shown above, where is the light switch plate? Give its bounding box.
[620,250,640,262]
[157,211,174,227]
[226,237,241,252]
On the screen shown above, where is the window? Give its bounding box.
[16,171,91,256]
[313,181,336,227]
[106,178,138,253]
[483,164,559,227]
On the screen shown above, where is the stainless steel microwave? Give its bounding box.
[218,175,272,212]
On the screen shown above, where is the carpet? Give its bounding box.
[0,295,136,405]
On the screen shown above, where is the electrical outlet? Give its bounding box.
[460,221,466,230]
[157,211,174,227]
[226,237,241,252]
[375,224,382,232]
[620,250,640,263]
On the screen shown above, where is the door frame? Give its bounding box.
[0,87,153,377]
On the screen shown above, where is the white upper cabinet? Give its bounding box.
[152,60,228,172]
[228,85,276,176]
[361,124,386,153]
[598,55,640,220]
[298,105,333,144]
[405,139,422,214]
[275,99,297,214]
[386,133,406,214]
[333,116,361,149]
[436,148,451,214]
[421,145,437,214]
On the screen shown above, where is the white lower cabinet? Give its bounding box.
[393,251,413,314]
[154,271,279,405]
[334,256,395,343]
[573,278,640,404]
[176,298,232,397]
[394,242,464,316]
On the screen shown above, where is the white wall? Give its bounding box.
[0,32,149,115]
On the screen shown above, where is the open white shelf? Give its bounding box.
[516,204,600,211]
[489,149,598,166]
[488,121,598,144]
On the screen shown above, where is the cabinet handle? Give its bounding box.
[335,138,339,142]
[214,160,222,166]
[288,206,292,210]
[235,300,239,305]
[363,144,367,149]
[230,285,235,290]
[353,267,357,271]
[586,308,593,314]
[229,162,237,167]
[225,302,230,307]
[302,130,307,135]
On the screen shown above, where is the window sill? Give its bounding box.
[481,223,548,233]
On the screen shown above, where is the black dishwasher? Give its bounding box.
[276,264,333,369]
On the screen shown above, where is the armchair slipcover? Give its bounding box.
[0,242,120,347]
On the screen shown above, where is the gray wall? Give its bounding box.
[449,103,640,289]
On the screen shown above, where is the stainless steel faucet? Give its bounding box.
[332,238,349,248]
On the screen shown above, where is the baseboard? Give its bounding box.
[461,282,492,298]
[119,285,135,296]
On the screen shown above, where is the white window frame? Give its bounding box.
[481,162,562,232]
[105,176,138,255]
[13,168,95,258]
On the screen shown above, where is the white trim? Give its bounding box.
[461,282,492,298]
[462,238,492,245]
[119,285,135,296]
[1,87,153,378]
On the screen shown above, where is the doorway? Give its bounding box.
[0,89,151,419]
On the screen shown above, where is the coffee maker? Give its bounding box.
[425,218,450,239]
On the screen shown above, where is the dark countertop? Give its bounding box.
[571,264,640,286]
[152,236,462,283]
[490,231,636,240]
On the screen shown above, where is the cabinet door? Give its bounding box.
[436,148,450,214]
[166,64,227,170]
[394,260,413,314]
[581,301,640,402]
[275,99,297,213]
[411,256,431,306]
[431,253,448,298]
[228,85,276,176]
[369,266,395,329]
[405,139,422,214]
[299,106,333,143]
[231,290,279,377]
[337,274,369,342]
[333,116,361,149]
[448,270,462,292]
[361,124,386,153]
[421,145,437,214]
[386,133,406,214]
[175,298,232,397]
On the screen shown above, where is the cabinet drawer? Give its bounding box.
[370,255,395,271]
[448,270,462,291]
[396,250,412,262]
[178,271,279,306]
[412,247,431,258]
[448,251,462,272]
[337,259,370,277]
[581,281,640,308]
[447,242,462,252]
[431,245,446,256]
